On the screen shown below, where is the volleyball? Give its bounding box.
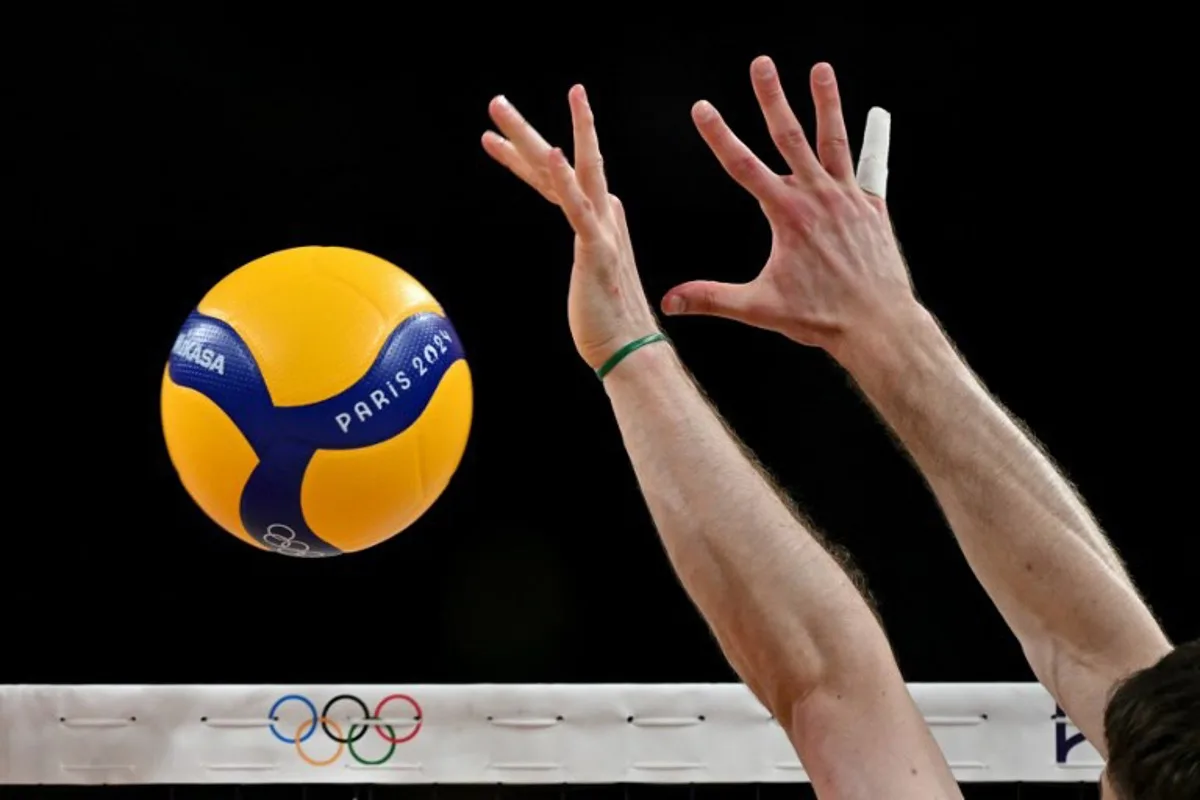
[161,246,473,557]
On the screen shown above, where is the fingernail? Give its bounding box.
[813,63,834,85]
[664,295,685,314]
[753,56,775,79]
[693,101,715,121]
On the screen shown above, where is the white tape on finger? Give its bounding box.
[856,106,891,199]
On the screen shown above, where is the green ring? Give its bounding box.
[595,332,668,380]
[347,724,397,765]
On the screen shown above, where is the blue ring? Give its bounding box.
[268,694,318,744]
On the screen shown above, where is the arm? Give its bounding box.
[656,55,1171,756]
[835,305,1171,754]
[481,80,959,799]
[602,341,958,798]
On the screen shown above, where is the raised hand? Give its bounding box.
[663,57,913,359]
[482,86,661,372]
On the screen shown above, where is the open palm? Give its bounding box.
[663,58,908,356]
[482,87,660,371]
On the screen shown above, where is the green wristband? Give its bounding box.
[595,332,668,380]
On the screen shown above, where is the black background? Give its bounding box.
[10,9,1195,695]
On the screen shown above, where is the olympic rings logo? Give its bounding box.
[262,524,329,558]
[268,693,423,766]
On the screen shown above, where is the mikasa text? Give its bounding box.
[172,334,226,374]
[334,329,455,434]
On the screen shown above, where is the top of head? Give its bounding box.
[1104,639,1200,800]
[198,246,444,407]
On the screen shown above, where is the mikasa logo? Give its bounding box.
[172,333,226,375]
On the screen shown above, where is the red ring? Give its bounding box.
[373,693,423,744]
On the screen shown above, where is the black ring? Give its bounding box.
[321,694,370,744]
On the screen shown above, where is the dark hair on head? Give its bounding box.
[1104,639,1200,800]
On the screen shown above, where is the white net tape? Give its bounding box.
[0,683,1102,785]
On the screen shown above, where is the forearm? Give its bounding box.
[603,342,891,725]
[839,306,1168,696]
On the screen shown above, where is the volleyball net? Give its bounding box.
[1,683,1101,795]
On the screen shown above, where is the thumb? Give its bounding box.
[662,280,761,324]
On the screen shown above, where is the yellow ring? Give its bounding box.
[294,716,345,766]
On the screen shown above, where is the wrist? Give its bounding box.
[593,331,665,379]
[830,302,947,386]
[599,332,679,389]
